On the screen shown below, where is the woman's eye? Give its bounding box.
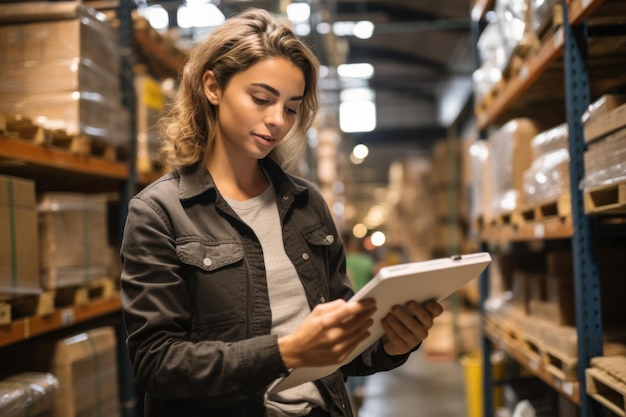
[251,96,269,105]
[285,107,298,116]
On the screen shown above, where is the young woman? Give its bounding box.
[120,8,443,417]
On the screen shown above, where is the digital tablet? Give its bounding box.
[268,252,491,394]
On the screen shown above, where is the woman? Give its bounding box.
[120,8,443,417]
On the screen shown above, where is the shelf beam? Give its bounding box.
[0,137,128,180]
[0,295,121,348]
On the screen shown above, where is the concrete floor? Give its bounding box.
[356,350,469,417]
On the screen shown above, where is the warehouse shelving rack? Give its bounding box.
[473,0,626,416]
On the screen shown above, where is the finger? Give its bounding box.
[404,302,435,329]
[381,315,415,353]
[321,299,376,327]
[385,312,426,344]
[424,301,444,318]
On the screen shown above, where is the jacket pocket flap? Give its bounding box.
[302,227,335,246]
[176,240,244,271]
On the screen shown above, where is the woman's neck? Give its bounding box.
[206,156,269,201]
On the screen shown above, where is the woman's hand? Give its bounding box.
[278,299,377,369]
[381,300,444,356]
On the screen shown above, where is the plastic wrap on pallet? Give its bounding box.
[582,128,626,191]
[523,148,570,205]
[0,91,130,147]
[469,141,491,221]
[528,0,558,36]
[46,327,121,417]
[523,124,570,205]
[488,118,538,214]
[582,94,626,124]
[474,22,506,103]
[0,5,119,74]
[0,57,121,102]
[0,372,59,417]
[0,4,127,147]
[37,193,109,290]
[495,0,527,68]
[0,175,41,300]
[531,123,568,158]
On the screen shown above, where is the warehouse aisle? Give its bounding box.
[357,349,468,417]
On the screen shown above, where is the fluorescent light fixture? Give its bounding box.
[316,22,331,34]
[340,87,375,102]
[333,21,354,36]
[293,23,311,36]
[177,2,224,29]
[353,21,374,39]
[352,144,369,159]
[337,63,374,79]
[286,3,311,22]
[340,102,376,133]
[147,4,169,30]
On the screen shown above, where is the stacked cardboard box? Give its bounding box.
[488,118,538,215]
[0,175,40,300]
[34,327,120,417]
[0,4,129,148]
[522,123,570,205]
[38,193,109,290]
[581,95,626,202]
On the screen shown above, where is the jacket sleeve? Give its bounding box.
[120,197,289,404]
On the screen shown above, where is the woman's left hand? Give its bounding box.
[381,300,444,356]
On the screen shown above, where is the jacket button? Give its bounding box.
[319,296,326,303]
[301,253,310,261]
[325,234,334,244]
[203,258,213,267]
[282,195,289,201]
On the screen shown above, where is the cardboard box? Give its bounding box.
[583,94,626,143]
[0,175,40,300]
[488,118,538,213]
[47,327,120,417]
[38,193,109,290]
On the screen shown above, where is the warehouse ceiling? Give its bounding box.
[139,0,473,227]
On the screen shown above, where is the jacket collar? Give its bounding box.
[177,158,309,203]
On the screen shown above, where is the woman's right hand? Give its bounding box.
[278,299,377,369]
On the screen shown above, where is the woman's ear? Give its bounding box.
[203,70,220,105]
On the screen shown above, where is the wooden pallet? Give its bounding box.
[54,278,117,307]
[543,345,578,382]
[0,113,128,163]
[520,194,572,223]
[0,291,56,326]
[585,180,626,214]
[587,356,626,417]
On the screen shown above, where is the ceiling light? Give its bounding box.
[370,231,386,247]
[337,63,374,79]
[352,144,369,159]
[286,3,311,22]
[146,4,169,30]
[352,223,368,239]
[353,21,374,39]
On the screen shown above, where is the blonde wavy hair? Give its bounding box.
[159,8,320,172]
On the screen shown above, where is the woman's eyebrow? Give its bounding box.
[251,83,304,101]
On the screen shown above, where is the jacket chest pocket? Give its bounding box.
[300,225,335,281]
[176,239,246,333]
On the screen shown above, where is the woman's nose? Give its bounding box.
[265,104,285,128]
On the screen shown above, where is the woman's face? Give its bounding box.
[205,57,306,162]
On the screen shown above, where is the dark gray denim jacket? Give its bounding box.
[120,158,409,417]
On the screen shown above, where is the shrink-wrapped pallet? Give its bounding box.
[38,193,108,290]
[0,372,59,417]
[36,327,120,417]
[0,175,40,300]
[0,4,128,147]
[488,118,538,214]
[522,123,570,205]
